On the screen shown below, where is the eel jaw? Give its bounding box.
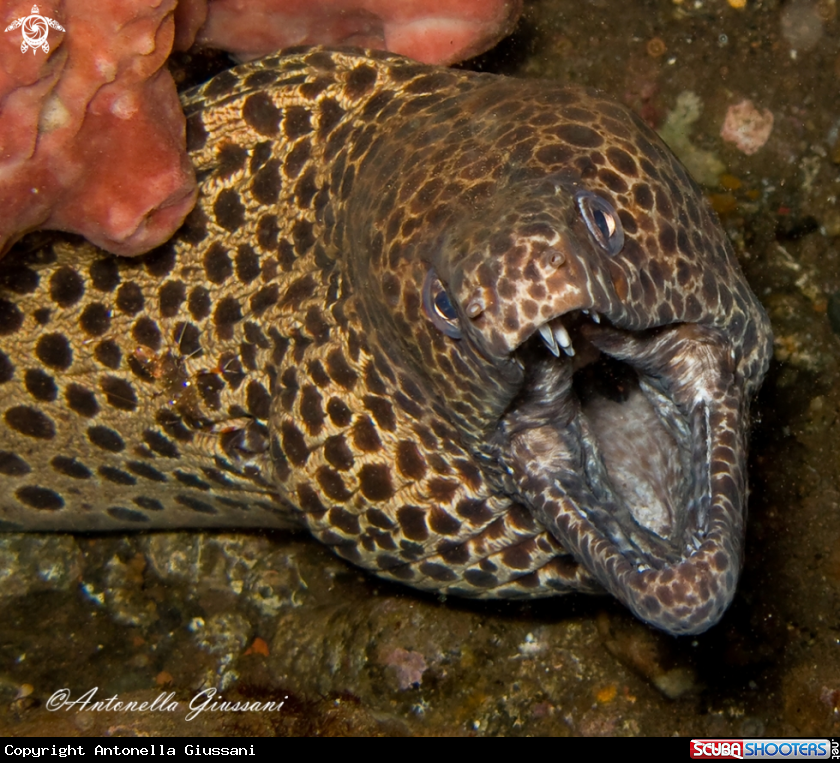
[495,317,747,635]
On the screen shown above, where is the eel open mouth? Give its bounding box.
[496,309,745,635]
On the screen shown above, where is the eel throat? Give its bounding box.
[495,321,745,634]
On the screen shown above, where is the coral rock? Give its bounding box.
[0,0,196,256]
[720,99,775,156]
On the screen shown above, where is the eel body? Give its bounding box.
[0,48,772,634]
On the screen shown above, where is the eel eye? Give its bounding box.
[423,269,462,339]
[575,190,625,256]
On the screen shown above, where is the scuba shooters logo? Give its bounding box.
[690,739,836,759]
[4,4,64,54]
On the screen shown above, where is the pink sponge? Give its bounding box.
[1,0,521,257]
[0,0,196,256]
[183,0,523,65]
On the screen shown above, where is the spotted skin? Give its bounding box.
[0,48,771,634]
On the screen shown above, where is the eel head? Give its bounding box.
[351,79,772,634]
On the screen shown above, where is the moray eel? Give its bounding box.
[0,48,772,635]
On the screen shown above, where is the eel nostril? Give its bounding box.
[466,292,486,318]
[544,249,566,270]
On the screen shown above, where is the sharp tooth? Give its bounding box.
[554,323,571,347]
[591,311,601,324]
[538,324,560,356]
[553,323,575,357]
